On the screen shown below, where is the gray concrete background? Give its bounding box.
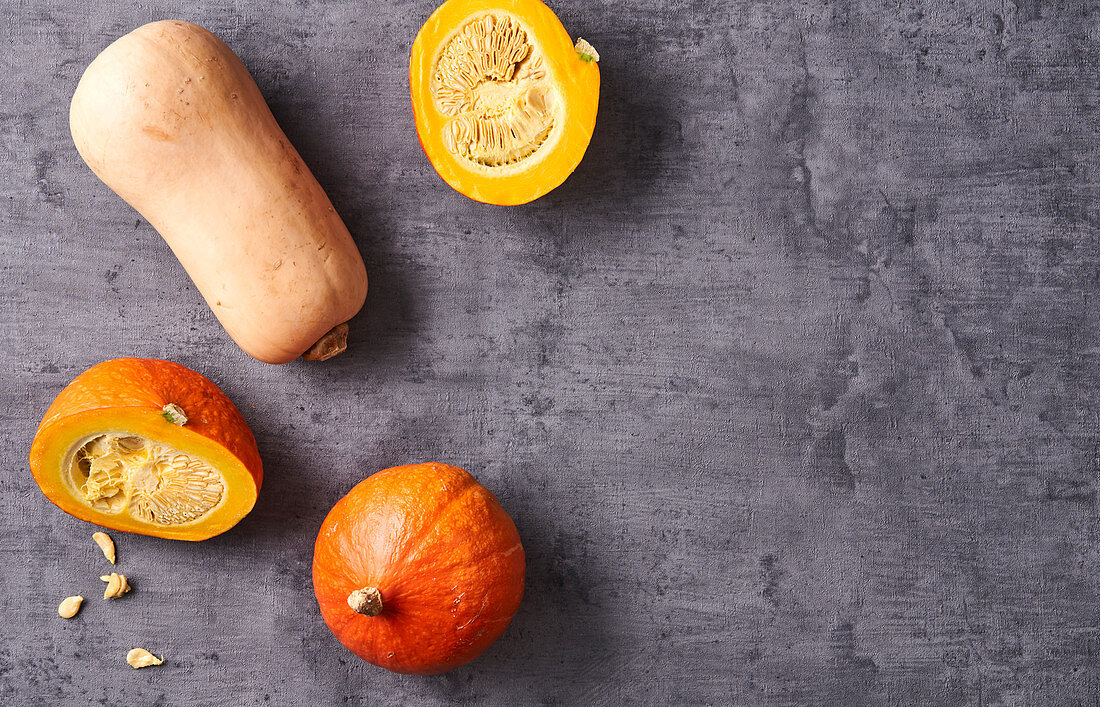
[2,0,1099,704]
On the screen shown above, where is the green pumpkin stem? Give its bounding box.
[162,403,188,426]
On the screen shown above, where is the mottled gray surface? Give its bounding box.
[1,0,1099,704]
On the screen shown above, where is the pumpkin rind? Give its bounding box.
[313,463,525,674]
[29,358,262,541]
[70,21,368,364]
[410,0,600,205]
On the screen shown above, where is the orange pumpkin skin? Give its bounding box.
[29,358,262,540]
[313,463,525,674]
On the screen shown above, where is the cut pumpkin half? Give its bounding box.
[29,358,262,541]
[411,0,600,205]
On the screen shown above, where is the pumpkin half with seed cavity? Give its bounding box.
[313,462,525,674]
[410,0,600,205]
[29,358,262,541]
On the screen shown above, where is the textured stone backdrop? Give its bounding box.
[2,0,1099,704]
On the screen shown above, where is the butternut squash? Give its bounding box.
[70,20,367,364]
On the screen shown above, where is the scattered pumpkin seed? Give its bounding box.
[57,595,83,619]
[92,531,115,564]
[126,648,163,668]
[101,572,131,599]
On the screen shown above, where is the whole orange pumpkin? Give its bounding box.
[312,462,525,674]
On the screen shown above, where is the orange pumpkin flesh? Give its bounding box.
[29,359,262,541]
[410,0,600,205]
[313,462,525,674]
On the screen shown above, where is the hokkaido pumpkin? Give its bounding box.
[29,358,262,541]
[410,0,600,205]
[313,462,524,674]
[69,21,367,364]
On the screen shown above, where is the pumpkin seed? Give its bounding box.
[57,595,83,619]
[92,531,115,564]
[101,572,131,599]
[126,648,163,669]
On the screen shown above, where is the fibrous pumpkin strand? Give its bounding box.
[432,14,556,168]
[73,433,224,526]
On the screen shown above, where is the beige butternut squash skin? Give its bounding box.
[70,20,367,364]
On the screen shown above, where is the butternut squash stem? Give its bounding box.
[347,587,383,616]
[302,323,349,362]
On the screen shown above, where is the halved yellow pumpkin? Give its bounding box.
[411,0,600,205]
[29,359,262,541]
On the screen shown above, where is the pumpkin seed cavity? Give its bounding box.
[70,434,224,526]
[432,14,556,169]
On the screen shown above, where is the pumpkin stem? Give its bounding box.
[347,586,383,616]
[161,403,188,426]
[303,323,349,362]
[574,38,600,63]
